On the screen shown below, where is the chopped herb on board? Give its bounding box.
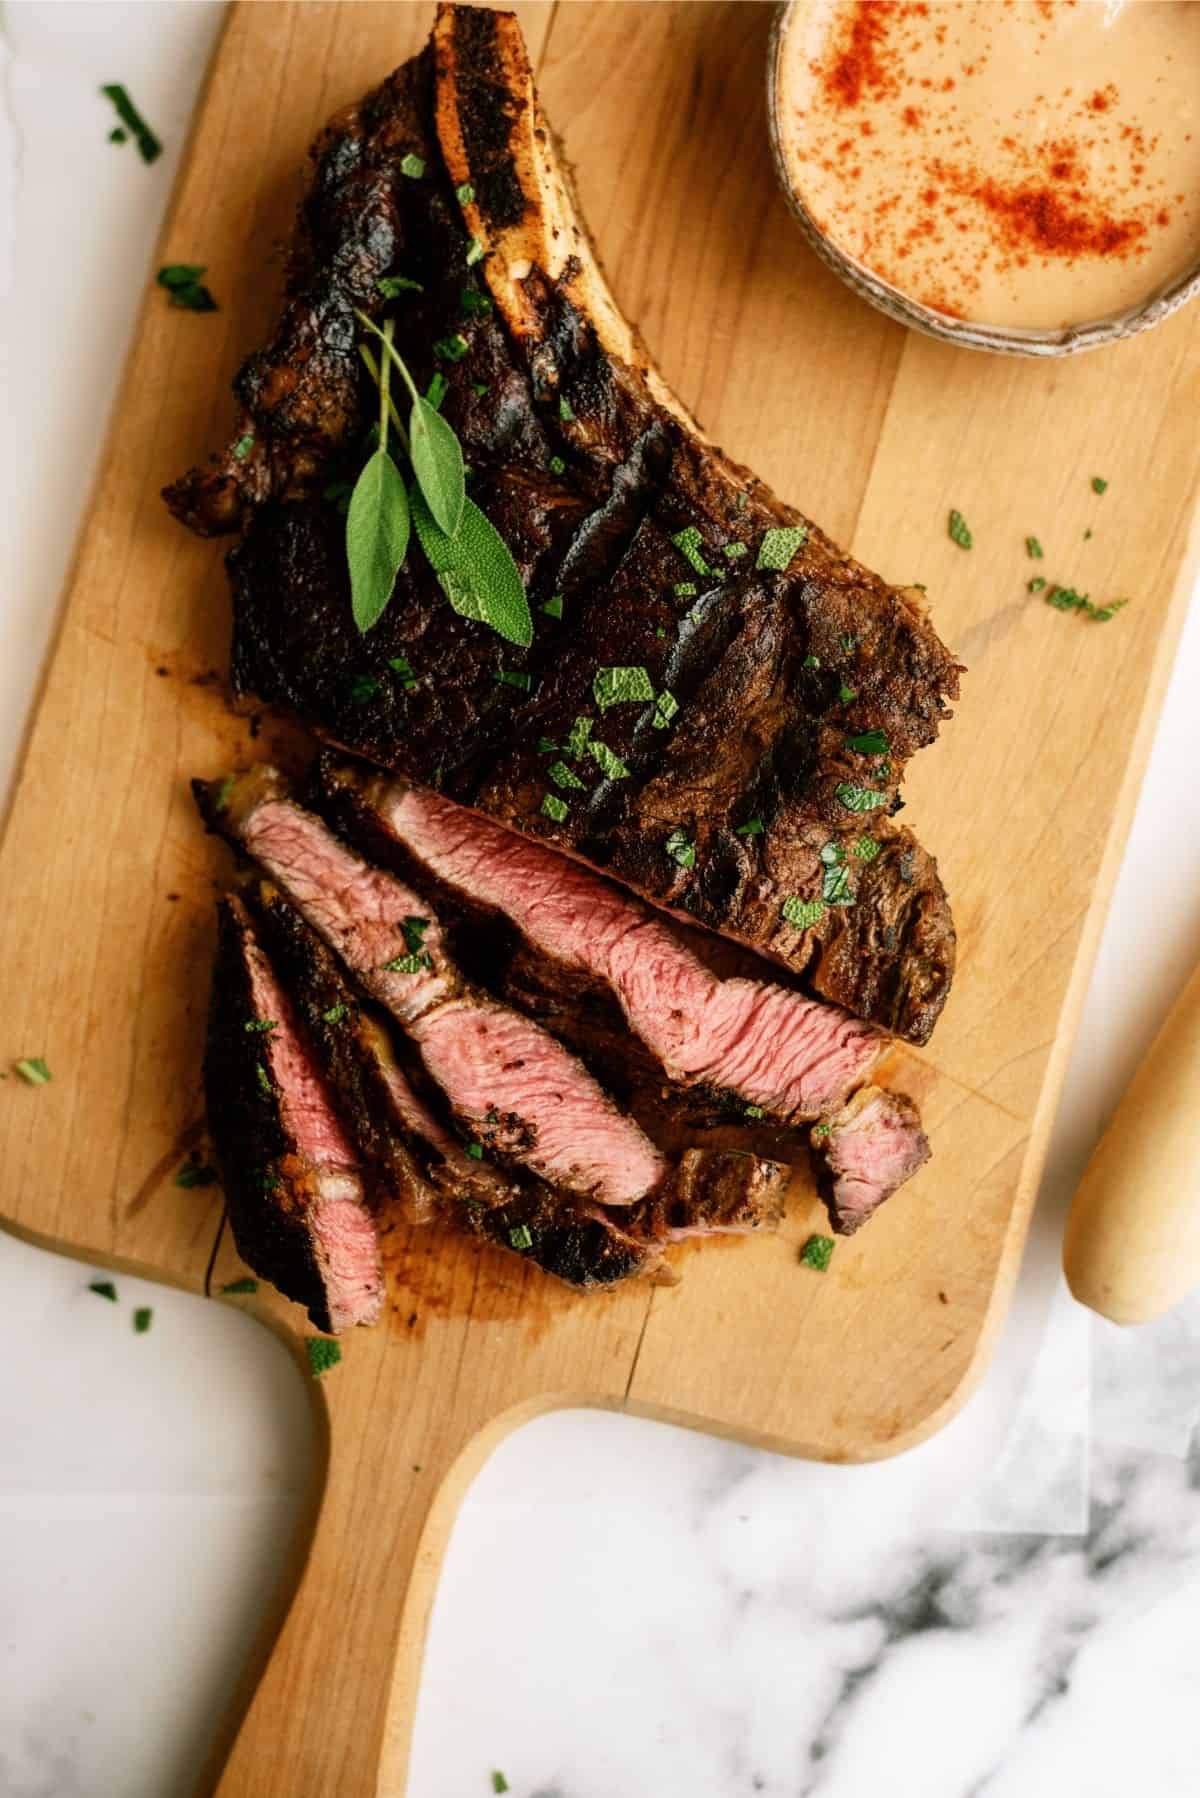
[100,84,162,161]
[1028,576,1047,593]
[672,525,713,578]
[594,665,654,709]
[589,740,630,780]
[89,1280,119,1302]
[220,1277,259,1295]
[233,433,255,460]
[1026,535,1043,559]
[1044,585,1127,623]
[548,760,585,791]
[306,1337,342,1378]
[13,1057,51,1086]
[133,1307,153,1334]
[541,593,564,618]
[652,690,679,730]
[948,509,973,549]
[541,793,569,823]
[564,715,593,758]
[492,1773,511,1793]
[799,1233,834,1272]
[1092,476,1109,495]
[156,264,219,312]
[835,782,889,812]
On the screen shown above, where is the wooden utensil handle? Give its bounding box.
[1063,956,1200,1325]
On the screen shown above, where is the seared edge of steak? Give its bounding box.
[810,1085,931,1235]
[205,894,383,1331]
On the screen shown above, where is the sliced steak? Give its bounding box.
[165,3,960,1046]
[320,760,881,1122]
[631,1149,788,1243]
[197,768,667,1207]
[810,1086,931,1235]
[205,895,383,1332]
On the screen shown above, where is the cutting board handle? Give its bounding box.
[208,1369,558,1797]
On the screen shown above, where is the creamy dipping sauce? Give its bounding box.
[776,0,1200,330]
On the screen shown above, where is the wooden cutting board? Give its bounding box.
[3,3,1198,1791]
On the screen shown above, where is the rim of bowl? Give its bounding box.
[766,0,1200,359]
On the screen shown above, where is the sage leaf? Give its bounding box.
[346,448,410,633]
[409,394,465,537]
[410,485,532,647]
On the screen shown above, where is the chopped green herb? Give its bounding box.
[379,952,433,974]
[243,1019,278,1035]
[349,674,382,704]
[455,182,476,205]
[594,665,655,709]
[656,626,667,638]
[400,152,426,178]
[564,715,593,759]
[541,593,564,619]
[822,861,854,906]
[156,264,218,312]
[255,1062,274,1098]
[321,1003,349,1024]
[306,1337,342,1378]
[109,127,128,144]
[233,433,255,461]
[220,1277,258,1295]
[254,1169,282,1193]
[840,634,859,653]
[495,669,532,693]
[460,289,492,318]
[845,729,889,756]
[492,1774,510,1795]
[401,916,431,955]
[133,1307,153,1334]
[508,1224,534,1252]
[673,525,714,578]
[652,689,679,730]
[176,1161,218,1189]
[744,1104,765,1120]
[589,740,630,780]
[735,817,764,837]
[549,760,586,791]
[723,541,748,561]
[811,1122,831,1144]
[819,841,844,866]
[781,896,825,929]
[948,509,973,549]
[835,782,889,812]
[14,1057,51,1086]
[1092,476,1108,495]
[433,333,470,362]
[472,381,490,397]
[1028,576,1047,593]
[803,654,821,670]
[89,1280,118,1302]
[756,524,808,572]
[466,237,485,267]
[1084,527,1093,540]
[1045,585,1128,622]
[1026,535,1043,559]
[426,371,449,410]
[800,1233,834,1272]
[852,836,880,862]
[559,396,575,422]
[465,1143,484,1160]
[378,273,424,299]
[389,655,418,690]
[665,827,696,870]
[736,490,749,511]
[838,683,857,705]
[541,794,569,823]
[535,737,558,755]
[673,581,698,600]
[547,456,566,477]
[100,84,161,162]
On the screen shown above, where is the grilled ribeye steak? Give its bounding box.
[166,2,960,1047]
[205,895,384,1331]
[810,1086,931,1236]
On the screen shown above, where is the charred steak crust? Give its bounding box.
[166,5,961,1047]
[205,895,382,1331]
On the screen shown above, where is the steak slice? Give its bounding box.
[165,3,960,1046]
[197,767,668,1207]
[205,894,383,1332]
[318,760,881,1122]
[810,1086,931,1235]
[630,1149,788,1243]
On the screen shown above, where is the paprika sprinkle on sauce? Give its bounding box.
[775,0,1200,330]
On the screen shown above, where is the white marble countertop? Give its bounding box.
[3,6,1200,1796]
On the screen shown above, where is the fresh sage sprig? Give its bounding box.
[347,309,532,648]
[346,318,411,633]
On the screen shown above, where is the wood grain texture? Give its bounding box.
[1,4,1198,1792]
